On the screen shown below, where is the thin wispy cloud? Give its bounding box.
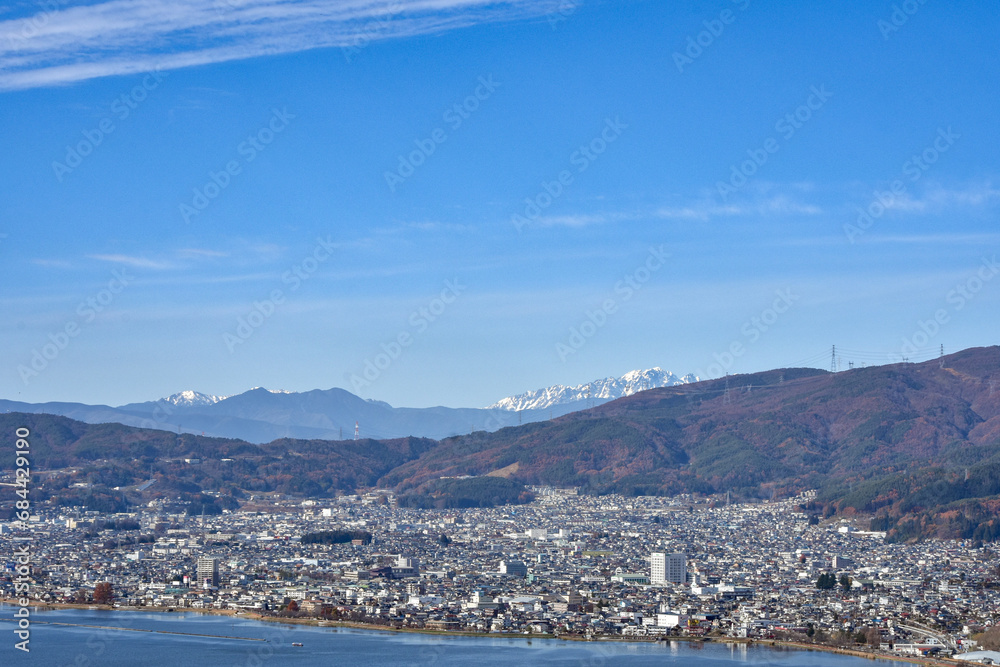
[88,246,238,269]
[849,181,1000,215]
[878,193,928,213]
[654,192,824,222]
[653,204,742,221]
[177,247,230,259]
[517,193,826,230]
[87,253,177,270]
[0,0,564,92]
[403,221,472,233]
[534,214,608,228]
[923,182,1000,208]
[755,195,822,216]
[505,180,998,237]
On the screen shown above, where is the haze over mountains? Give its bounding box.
[0,368,696,443]
[5,346,1000,541]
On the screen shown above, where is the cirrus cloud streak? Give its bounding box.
[0,0,563,91]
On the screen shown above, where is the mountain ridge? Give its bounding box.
[4,346,1000,540]
[485,367,698,411]
[2,368,698,443]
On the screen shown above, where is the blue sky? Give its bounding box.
[1,0,998,408]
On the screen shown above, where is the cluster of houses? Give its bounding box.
[4,489,1000,662]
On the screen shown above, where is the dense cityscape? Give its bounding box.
[5,488,1000,663]
[4,0,998,665]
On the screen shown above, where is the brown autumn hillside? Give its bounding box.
[380,346,1000,538]
[4,346,1000,540]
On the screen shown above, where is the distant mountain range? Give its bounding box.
[486,368,697,411]
[383,345,1000,541]
[0,368,695,443]
[160,390,228,407]
[6,346,1000,541]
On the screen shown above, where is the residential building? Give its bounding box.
[196,556,219,588]
[651,552,686,585]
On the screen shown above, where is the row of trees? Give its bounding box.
[794,625,882,647]
[300,530,373,545]
[74,582,114,605]
[815,572,852,591]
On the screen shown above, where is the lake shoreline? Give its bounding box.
[4,599,960,665]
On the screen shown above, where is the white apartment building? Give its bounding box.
[650,552,686,585]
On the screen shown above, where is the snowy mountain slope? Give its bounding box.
[486,368,697,411]
[2,370,698,443]
[160,390,227,407]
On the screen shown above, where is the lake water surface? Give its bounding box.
[2,606,897,666]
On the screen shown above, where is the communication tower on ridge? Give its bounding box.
[354,421,359,441]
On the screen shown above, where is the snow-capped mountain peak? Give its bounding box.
[486,368,698,411]
[161,390,227,407]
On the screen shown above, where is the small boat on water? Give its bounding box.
[292,643,303,647]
